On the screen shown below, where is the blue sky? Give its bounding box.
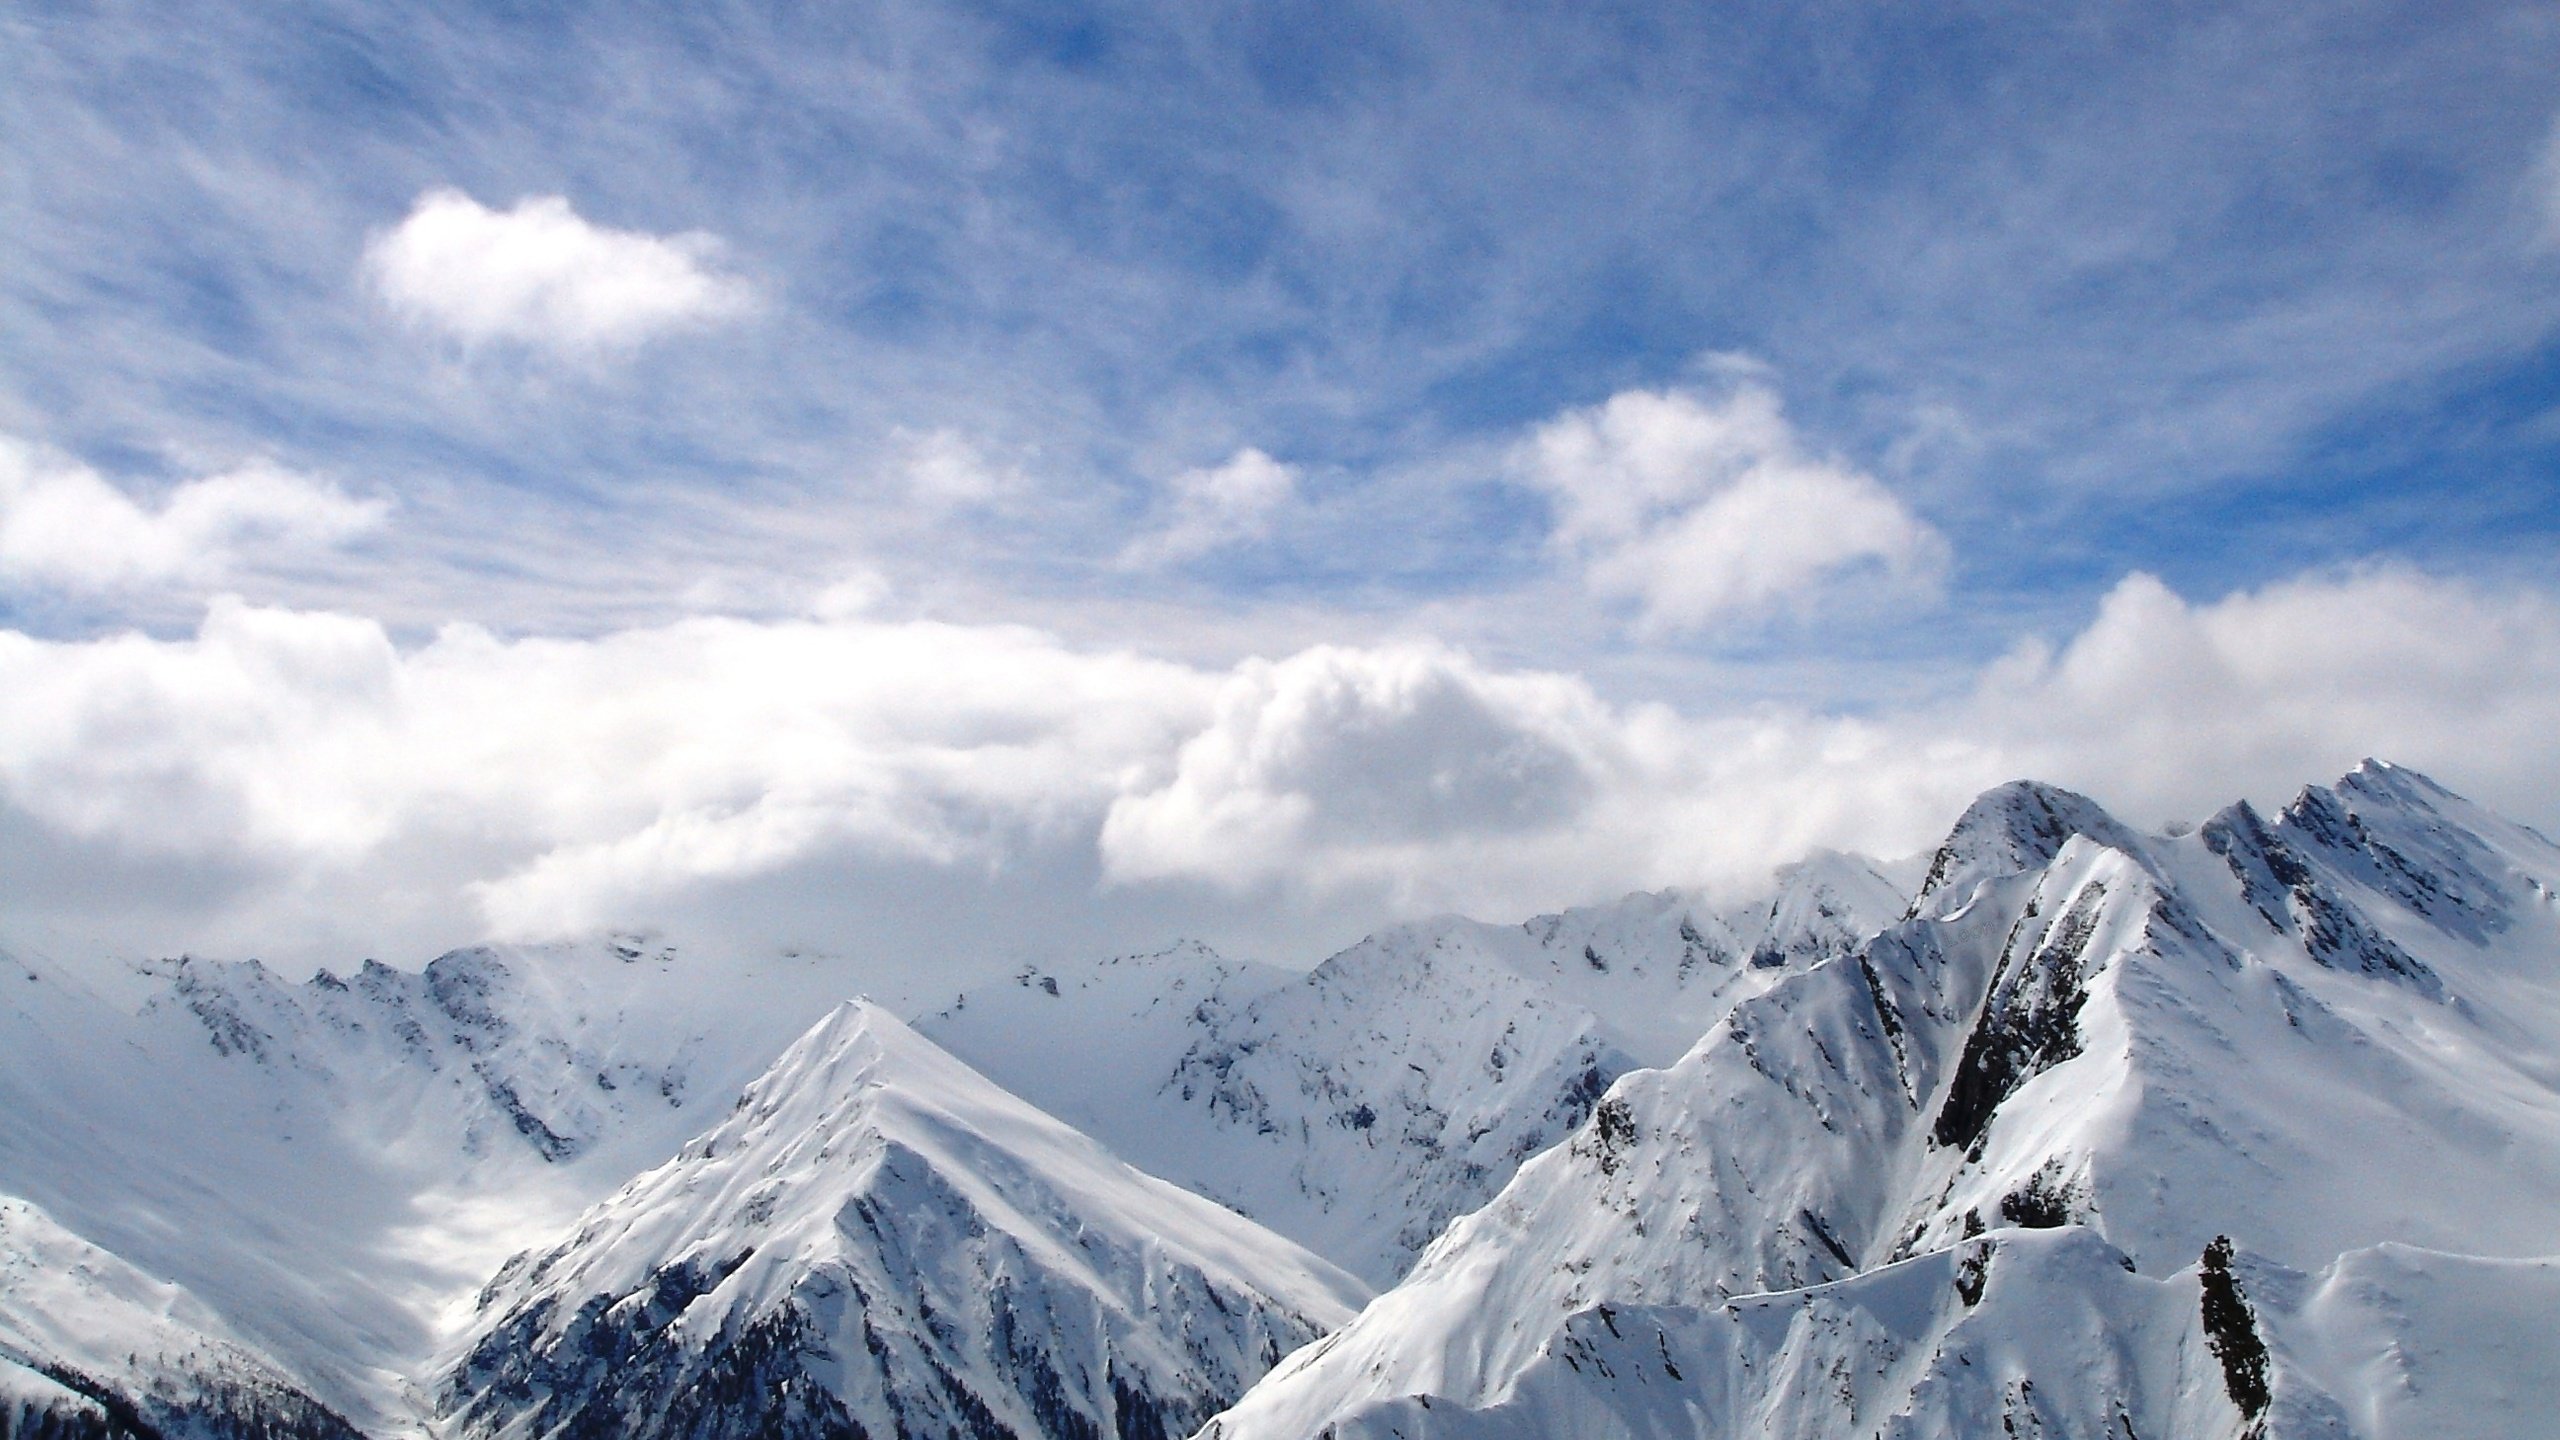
[5,0,2560,975]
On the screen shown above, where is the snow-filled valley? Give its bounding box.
[4,761,2558,1439]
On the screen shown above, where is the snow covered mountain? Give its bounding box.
[0,1194,360,1440]
[7,760,2557,1440]
[1204,762,2560,1439]
[0,935,900,1431]
[922,856,1908,1285]
[438,1001,1369,1440]
[1244,1227,2560,1440]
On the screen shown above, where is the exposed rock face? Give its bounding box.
[9,761,2560,1440]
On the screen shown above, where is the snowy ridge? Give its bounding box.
[1205,763,2560,1439]
[924,856,1906,1286]
[1907,780,2150,921]
[0,1194,361,1440]
[439,1001,1369,1440]
[135,935,914,1173]
[1252,1228,2251,1440]
[1249,1229,2560,1440]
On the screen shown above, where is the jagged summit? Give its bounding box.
[0,932,917,1431]
[1204,762,2560,1440]
[440,1000,1366,1440]
[1908,778,2148,918]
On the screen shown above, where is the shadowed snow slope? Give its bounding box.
[438,1001,1368,1440]
[923,857,1907,1287]
[0,1194,362,1440]
[1203,763,2560,1440]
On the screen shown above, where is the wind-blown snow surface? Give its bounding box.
[922,856,1906,1286]
[437,1001,1369,1440]
[0,935,904,1430]
[1204,763,2560,1439]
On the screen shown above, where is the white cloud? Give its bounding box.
[1099,644,1610,898]
[1520,382,1946,633]
[894,428,1028,509]
[1957,566,2560,825]
[364,189,754,354]
[0,437,386,592]
[1120,448,1301,567]
[0,601,1216,958]
[0,567,2554,977]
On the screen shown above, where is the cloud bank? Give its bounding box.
[0,565,2551,981]
[364,189,754,355]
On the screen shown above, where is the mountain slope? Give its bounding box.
[438,1001,1369,1440]
[1204,763,2560,1440]
[912,940,1297,1158]
[0,936,894,1431]
[922,856,1908,1285]
[1228,1228,2560,1440]
[0,1194,363,1440]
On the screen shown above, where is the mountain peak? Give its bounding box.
[2336,756,2453,805]
[1911,779,2144,917]
[444,998,1365,1440]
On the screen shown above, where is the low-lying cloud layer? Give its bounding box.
[2,564,2551,983]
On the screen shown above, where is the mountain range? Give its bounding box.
[3,761,2555,1439]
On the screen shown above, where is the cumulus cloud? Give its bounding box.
[1520,382,1946,633]
[1120,449,1301,567]
[1959,566,2560,824]
[364,189,754,354]
[0,437,386,592]
[0,567,2553,975]
[1099,644,1609,896]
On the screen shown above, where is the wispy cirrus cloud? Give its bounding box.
[9,1,2558,650]
[364,188,755,356]
[3,1,2559,978]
